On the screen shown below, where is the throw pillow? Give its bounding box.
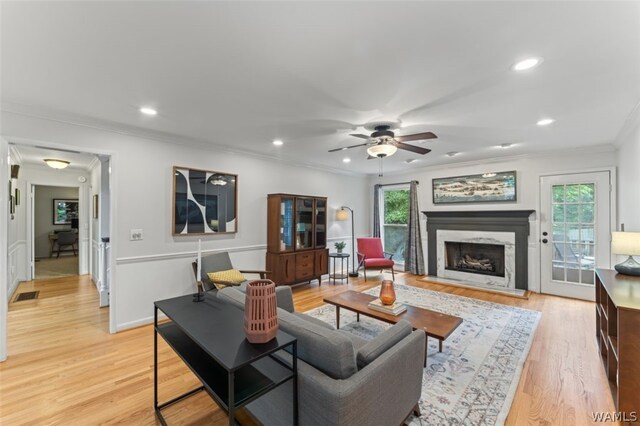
[207,269,246,289]
[356,320,412,369]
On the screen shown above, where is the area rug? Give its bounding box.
[304,284,541,426]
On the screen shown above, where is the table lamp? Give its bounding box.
[611,231,640,276]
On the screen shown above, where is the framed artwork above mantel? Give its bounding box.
[432,171,517,204]
[172,166,238,235]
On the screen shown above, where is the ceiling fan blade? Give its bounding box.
[350,134,371,139]
[395,142,432,155]
[394,132,437,142]
[328,142,370,153]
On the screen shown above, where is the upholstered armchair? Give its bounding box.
[356,237,395,281]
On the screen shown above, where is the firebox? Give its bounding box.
[444,241,505,278]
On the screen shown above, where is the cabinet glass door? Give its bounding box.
[280,197,294,251]
[315,199,326,248]
[296,198,314,249]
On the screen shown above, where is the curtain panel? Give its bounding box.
[404,181,425,274]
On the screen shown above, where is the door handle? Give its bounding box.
[542,238,548,244]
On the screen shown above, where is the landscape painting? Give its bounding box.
[432,171,517,204]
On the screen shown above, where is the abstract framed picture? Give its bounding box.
[172,166,238,235]
[432,171,517,204]
[53,199,79,224]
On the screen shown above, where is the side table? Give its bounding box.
[154,294,298,425]
[328,252,350,285]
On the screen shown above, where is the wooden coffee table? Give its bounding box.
[323,291,463,366]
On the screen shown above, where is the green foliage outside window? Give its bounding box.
[384,190,409,224]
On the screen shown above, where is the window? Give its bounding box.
[381,186,409,264]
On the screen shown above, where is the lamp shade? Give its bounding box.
[336,208,349,221]
[611,232,640,256]
[367,144,397,158]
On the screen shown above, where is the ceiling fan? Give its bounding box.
[328,124,437,158]
[328,124,438,176]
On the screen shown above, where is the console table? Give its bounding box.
[595,269,640,416]
[154,293,298,425]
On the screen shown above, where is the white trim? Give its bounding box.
[116,235,351,265]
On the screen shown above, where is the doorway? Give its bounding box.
[33,185,80,279]
[540,171,612,301]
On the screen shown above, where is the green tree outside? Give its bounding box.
[384,189,409,224]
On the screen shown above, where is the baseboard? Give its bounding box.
[116,312,167,332]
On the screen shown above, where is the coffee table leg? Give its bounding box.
[439,340,443,352]
[356,313,360,322]
[336,306,340,329]
[424,334,428,367]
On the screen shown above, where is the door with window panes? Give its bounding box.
[540,172,611,301]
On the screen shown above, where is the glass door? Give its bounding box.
[315,198,326,248]
[540,171,611,301]
[295,197,314,250]
[279,197,294,252]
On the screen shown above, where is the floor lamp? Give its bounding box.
[337,206,359,277]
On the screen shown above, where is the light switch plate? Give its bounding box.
[130,229,143,241]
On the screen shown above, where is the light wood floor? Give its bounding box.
[0,273,614,425]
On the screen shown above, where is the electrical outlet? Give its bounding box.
[130,229,143,241]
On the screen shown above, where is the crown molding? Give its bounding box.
[613,97,640,146]
[2,101,365,178]
[370,143,617,179]
[8,144,23,165]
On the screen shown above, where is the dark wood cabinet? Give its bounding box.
[267,193,328,286]
[595,269,640,417]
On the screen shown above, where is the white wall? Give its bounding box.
[370,148,618,292]
[2,111,369,333]
[616,115,640,232]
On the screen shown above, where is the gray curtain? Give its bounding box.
[404,181,425,274]
[373,184,381,238]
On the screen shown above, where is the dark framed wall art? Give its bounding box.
[432,171,517,204]
[172,166,238,235]
[53,199,79,225]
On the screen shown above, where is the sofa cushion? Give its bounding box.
[279,309,357,380]
[356,320,412,369]
[292,312,334,330]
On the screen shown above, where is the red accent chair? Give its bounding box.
[356,237,395,281]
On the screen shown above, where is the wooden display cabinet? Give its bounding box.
[595,269,640,417]
[266,194,328,286]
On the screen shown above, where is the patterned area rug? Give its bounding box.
[304,284,541,426]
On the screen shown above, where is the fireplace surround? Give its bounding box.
[423,210,534,290]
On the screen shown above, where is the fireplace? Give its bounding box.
[445,241,505,277]
[423,210,534,291]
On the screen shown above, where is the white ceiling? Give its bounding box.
[2,1,639,175]
[10,144,97,171]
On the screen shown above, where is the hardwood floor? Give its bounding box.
[0,273,614,425]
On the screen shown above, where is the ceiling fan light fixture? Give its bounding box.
[44,159,70,169]
[367,144,397,158]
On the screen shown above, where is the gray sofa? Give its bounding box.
[218,287,425,426]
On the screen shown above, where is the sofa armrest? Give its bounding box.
[275,286,294,313]
[297,330,425,425]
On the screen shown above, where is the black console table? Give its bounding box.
[154,293,298,425]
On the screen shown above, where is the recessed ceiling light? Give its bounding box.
[536,118,555,126]
[272,139,283,146]
[512,57,543,71]
[342,157,351,163]
[139,107,157,116]
[446,151,459,157]
[499,143,513,149]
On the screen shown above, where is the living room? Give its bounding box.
[1,1,639,425]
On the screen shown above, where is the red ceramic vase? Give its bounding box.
[379,280,396,305]
[244,280,278,344]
